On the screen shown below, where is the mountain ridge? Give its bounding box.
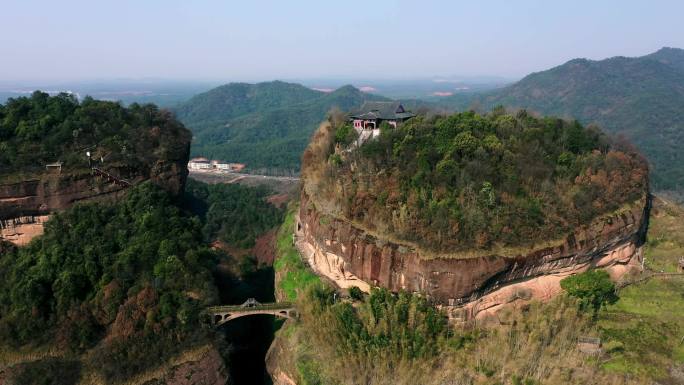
[440,47,684,196]
[175,81,387,173]
[174,80,324,127]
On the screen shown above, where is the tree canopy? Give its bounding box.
[184,178,284,248]
[304,109,648,252]
[0,91,190,177]
[560,270,619,313]
[0,182,218,379]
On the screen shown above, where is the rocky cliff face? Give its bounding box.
[265,331,298,385]
[298,190,650,318]
[0,143,189,246]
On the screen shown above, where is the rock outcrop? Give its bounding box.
[297,190,650,318]
[265,331,298,385]
[143,347,229,385]
[0,145,189,247]
[0,216,49,246]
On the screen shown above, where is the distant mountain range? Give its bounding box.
[446,47,684,196]
[174,81,387,173]
[0,79,217,107]
[174,48,684,197]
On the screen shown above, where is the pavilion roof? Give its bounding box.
[350,101,415,120]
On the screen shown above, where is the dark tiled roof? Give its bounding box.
[350,101,415,120]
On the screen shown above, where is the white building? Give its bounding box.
[211,160,232,170]
[188,157,211,170]
[350,101,414,139]
[189,157,246,172]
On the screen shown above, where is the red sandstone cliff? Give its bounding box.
[297,190,649,318]
[0,136,190,246]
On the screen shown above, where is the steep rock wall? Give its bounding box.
[0,215,50,246]
[0,173,126,220]
[0,151,189,246]
[265,331,298,385]
[298,191,649,316]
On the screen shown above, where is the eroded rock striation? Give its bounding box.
[298,191,649,318]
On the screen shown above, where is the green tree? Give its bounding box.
[560,270,618,314]
[348,286,364,301]
[0,182,220,373]
[334,124,358,146]
[452,131,479,156]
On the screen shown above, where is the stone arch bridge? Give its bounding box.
[205,298,297,327]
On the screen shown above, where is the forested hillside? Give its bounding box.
[174,81,322,128]
[444,47,684,198]
[645,46,684,71]
[0,91,190,178]
[184,179,283,248]
[0,183,218,381]
[304,110,648,252]
[0,178,286,383]
[175,81,386,173]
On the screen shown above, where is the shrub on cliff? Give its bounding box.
[348,286,364,301]
[301,286,448,362]
[303,109,648,252]
[9,358,81,385]
[560,269,618,313]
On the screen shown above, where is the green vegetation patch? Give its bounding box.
[304,286,448,361]
[184,178,284,248]
[273,210,319,301]
[596,198,684,380]
[561,270,618,314]
[598,278,684,379]
[296,358,326,385]
[10,358,81,385]
[644,197,684,272]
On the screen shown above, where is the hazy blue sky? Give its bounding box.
[2,0,683,82]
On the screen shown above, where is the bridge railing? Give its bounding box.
[206,302,294,313]
[92,167,132,187]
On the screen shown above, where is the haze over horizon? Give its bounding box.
[2,0,684,83]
